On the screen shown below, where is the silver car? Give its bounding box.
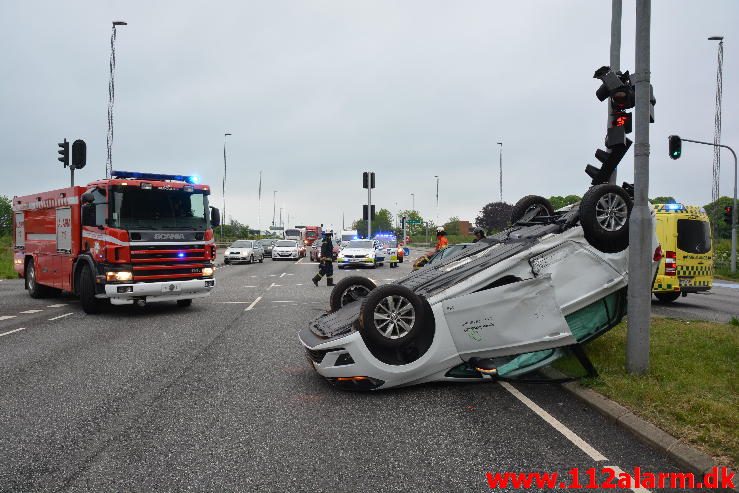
[224,240,264,264]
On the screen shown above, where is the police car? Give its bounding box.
[299,184,661,390]
[337,239,386,269]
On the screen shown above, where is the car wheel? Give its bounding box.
[510,195,555,225]
[79,264,102,314]
[580,184,632,253]
[224,259,230,265]
[359,284,426,349]
[329,276,377,312]
[259,255,264,263]
[655,292,680,303]
[249,255,254,264]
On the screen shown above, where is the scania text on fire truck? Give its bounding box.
[12,171,221,314]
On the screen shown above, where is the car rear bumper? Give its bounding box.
[102,278,216,305]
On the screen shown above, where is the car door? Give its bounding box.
[442,276,577,359]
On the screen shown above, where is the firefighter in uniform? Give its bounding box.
[435,226,449,251]
[312,230,335,286]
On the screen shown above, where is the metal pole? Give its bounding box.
[257,170,262,237]
[272,190,277,226]
[497,142,503,201]
[106,21,126,179]
[222,133,231,240]
[608,0,622,184]
[411,193,415,212]
[71,168,74,187]
[626,0,651,375]
[434,175,439,224]
[681,138,738,273]
[367,172,372,238]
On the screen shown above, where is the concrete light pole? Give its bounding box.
[106,21,127,179]
[434,175,439,224]
[626,0,652,375]
[496,142,503,202]
[272,190,277,226]
[608,0,622,184]
[411,193,415,213]
[222,133,231,240]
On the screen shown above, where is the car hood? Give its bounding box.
[340,248,375,256]
[226,248,252,254]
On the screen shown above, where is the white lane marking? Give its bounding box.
[242,285,257,288]
[46,304,68,308]
[296,258,305,264]
[49,313,74,321]
[279,273,286,278]
[499,381,607,462]
[216,301,252,304]
[269,274,277,277]
[266,283,282,291]
[250,275,258,278]
[19,310,43,314]
[245,296,262,311]
[0,315,17,321]
[0,327,26,338]
[714,281,739,289]
[286,273,294,276]
[295,283,303,286]
[608,466,652,493]
[272,301,295,303]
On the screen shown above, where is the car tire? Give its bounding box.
[510,195,555,225]
[359,284,427,349]
[655,292,680,303]
[580,184,632,253]
[25,259,54,298]
[177,299,193,307]
[224,259,230,265]
[259,255,264,263]
[329,276,377,312]
[249,255,254,264]
[79,264,102,314]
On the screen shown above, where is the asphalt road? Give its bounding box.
[0,252,720,492]
[651,281,739,323]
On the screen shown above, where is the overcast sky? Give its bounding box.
[1,0,737,230]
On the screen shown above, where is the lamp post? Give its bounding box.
[708,36,724,207]
[434,175,439,224]
[221,133,231,241]
[106,21,127,178]
[496,142,503,202]
[272,190,277,226]
[411,193,415,212]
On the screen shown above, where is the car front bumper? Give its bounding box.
[337,258,375,267]
[102,278,216,305]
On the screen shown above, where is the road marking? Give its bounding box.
[296,258,304,264]
[499,381,607,462]
[47,304,68,308]
[0,327,26,338]
[49,313,74,321]
[245,296,262,311]
[279,273,286,278]
[19,310,43,314]
[242,285,257,288]
[295,283,303,286]
[608,466,651,493]
[250,275,258,278]
[0,315,17,321]
[272,300,295,303]
[217,301,252,304]
[267,283,282,291]
[269,274,277,277]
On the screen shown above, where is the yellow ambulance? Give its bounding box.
[652,203,713,302]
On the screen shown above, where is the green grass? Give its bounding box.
[555,318,738,469]
[0,236,16,279]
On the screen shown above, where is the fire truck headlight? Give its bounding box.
[106,271,133,282]
[202,267,214,277]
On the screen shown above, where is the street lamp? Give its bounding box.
[222,133,231,240]
[434,175,439,224]
[106,20,127,178]
[497,142,503,202]
[708,36,724,208]
[272,190,277,227]
[411,193,415,212]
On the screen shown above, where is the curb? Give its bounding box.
[540,366,737,490]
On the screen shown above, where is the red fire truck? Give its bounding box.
[303,225,322,246]
[12,170,220,314]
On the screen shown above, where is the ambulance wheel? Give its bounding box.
[79,264,102,314]
[359,285,426,349]
[510,195,555,225]
[655,292,680,303]
[177,299,193,307]
[329,276,377,312]
[580,184,632,253]
[25,259,54,298]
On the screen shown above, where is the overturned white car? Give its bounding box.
[299,184,660,390]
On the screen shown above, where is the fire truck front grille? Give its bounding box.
[130,244,211,282]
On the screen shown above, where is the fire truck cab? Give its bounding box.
[13,170,219,313]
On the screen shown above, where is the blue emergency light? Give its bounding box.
[111,170,201,184]
[663,203,684,211]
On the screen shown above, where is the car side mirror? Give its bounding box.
[210,207,221,227]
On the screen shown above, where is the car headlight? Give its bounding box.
[202,267,214,276]
[106,271,133,282]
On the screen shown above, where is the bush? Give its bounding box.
[0,236,16,279]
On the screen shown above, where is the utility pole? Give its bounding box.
[709,36,724,206]
[497,142,503,201]
[106,21,127,179]
[626,0,652,375]
[222,133,231,240]
[272,190,277,226]
[434,175,439,224]
[608,0,622,184]
[411,193,415,212]
[363,171,375,238]
[257,171,262,237]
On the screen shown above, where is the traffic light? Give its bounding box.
[57,139,69,167]
[362,171,375,189]
[586,138,633,185]
[71,139,87,170]
[401,216,406,229]
[668,135,682,160]
[594,66,635,149]
[363,205,376,221]
[724,206,734,225]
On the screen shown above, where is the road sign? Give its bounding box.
[407,219,422,225]
[269,226,284,231]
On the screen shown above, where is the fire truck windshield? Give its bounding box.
[110,187,209,230]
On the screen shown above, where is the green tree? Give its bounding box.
[705,196,734,240]
[649,196,676,204]
[548,195,581,210]
[353,208,393,238]
[444,216,461,235]
[475,202,513,232]
[0,195,11,236]
[396,209,428,239]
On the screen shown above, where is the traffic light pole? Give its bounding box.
[679,138,737,273]
[367,183,372,239]
[607,0,622,185]
[626,0,651,375]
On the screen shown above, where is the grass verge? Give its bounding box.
[555,318,738,469]
[0,236,16,279]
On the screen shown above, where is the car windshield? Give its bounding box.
[111,187,209,230]
[284,229,301,237]
[306,231,318,238]
[276,240,297,247]
[677,219,711,254]
[258,240,273,246]
[347,240,374,249]
[231,241,252,248]
[341,234,355,242]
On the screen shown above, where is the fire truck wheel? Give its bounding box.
[79,264,102,314]
[177,299,193,307]
[25,259,54,298]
